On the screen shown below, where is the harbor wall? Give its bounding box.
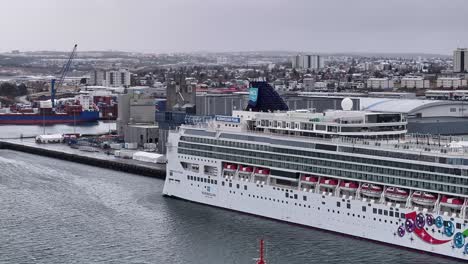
[0,141,166,179]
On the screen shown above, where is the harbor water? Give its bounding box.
[0,150,463,263]
[0,121,116,139]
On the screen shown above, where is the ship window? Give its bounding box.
[222,181,225,186]
[244,185,247,190]
[384,210,388,216]
[362,206,366,212]
[214,180,217,184]
[236,184,240,189]
[394,212,399,218]
[400,213,405,219]
[347,204,351,209]
[457,223,462,229]
[378,209,383,215]
[303,196,307,201]
[294,194,298,199]
[373,208,377,214]
[322,201,325,205]
[285,193,289,198]
[337,202,341,207]
[229,183,232,187]
[389,211,394,217]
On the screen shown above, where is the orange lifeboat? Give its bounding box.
[301,174,319,184]
[254,168,270,176]
[440,196,464,209]
[339,181,358,192]
[385,187,409,202]
[319,178,338,189]
[411,191,437,207]
[238,165,253,174]
[223,163,238,172]
[360,183,383,198]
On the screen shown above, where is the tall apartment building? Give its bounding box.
[291,54,323,70]
[89,70,106,86]
[453,48,468,73]
[105,69,131,87]
[88,69,131,87]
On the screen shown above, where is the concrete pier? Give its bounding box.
[0,140,166,179]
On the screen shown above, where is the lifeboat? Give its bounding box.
[254,168,270,176]
[385,187,409,202]
[319,178,338,189]
[238,165,253,174]
[339,181,358,192]
[223,163,238,172]
[440,196,464,209]
[301,174,318,184]
[411,191,437,207]
[360,183,383,198]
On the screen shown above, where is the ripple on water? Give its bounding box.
[0,150,465,264]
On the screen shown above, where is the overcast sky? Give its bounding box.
[0,0,467,54]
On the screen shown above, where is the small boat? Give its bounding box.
[301,174,318,184]
[223,163,238,172]
[385,187,408,202]
[412,191,437,206]
[440,196,464,209]
[319,178,338,189]
[361,183,383,198]
[340,181,358,192]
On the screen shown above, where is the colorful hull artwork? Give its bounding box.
[398,211,468,253]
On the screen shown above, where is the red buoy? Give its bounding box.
[256,239,266,264]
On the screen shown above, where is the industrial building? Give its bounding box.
[117,90,158,146]
[196,93,248,116]
[360,97,468,134]
[285,93,468,135]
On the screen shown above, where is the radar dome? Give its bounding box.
[341,97,353,111]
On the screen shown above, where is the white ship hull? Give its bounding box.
[163,135,468,261]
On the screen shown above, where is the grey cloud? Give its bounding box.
[0,0,467,54]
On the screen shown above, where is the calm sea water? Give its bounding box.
[0,150,463,264]
[0,121,116,139]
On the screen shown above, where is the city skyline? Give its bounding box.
[0,0,467,54]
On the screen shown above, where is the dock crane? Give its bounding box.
[50,44,78,109]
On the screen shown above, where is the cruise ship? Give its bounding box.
[163,95,468,260]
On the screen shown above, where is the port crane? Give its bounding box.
[50,44,78,109]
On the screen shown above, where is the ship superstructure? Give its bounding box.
[163,107,468,260]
